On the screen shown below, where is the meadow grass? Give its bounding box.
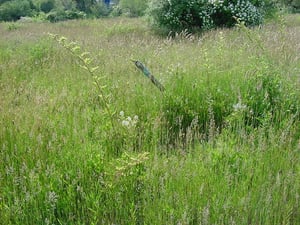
[0,15,300,224]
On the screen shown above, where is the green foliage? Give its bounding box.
[110,4,122,16]
[119,0,148,17]
[283,0,300,12]
[147,0,266,32]
[46,9,86,22]
[0,0,34,21]
[0,0,286,22]
[243,73,283,127]
[0,0,114,22]
[39,0,54,13]
[88,1,111,18]
[74,0,95,12]
[104,152,149,224]
[40,0,85,21]
[162,73,234,145]
[59,0,77,10]
[5,22,22,31]
[74,0,110,16]
[291,0,300,11]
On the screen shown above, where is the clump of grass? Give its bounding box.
[161,20,300,148]
[162,71,234,146]
[5,22,22,31]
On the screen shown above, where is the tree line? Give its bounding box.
[0,0,299,30]
[0,0,149,22]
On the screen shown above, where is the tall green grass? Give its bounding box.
[0,15,300,224]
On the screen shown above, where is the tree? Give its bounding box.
[119,0,148,17]
[40,0,55,13]
[147,0,266,32]
[0,0,35,21]
[74,0,97,13]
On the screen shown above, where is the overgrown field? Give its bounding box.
[1,15,300,224]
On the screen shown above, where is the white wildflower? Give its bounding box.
[122,120,130,127]
[233,102,247,111]
[119,112,139,128]
[119,111,124,117]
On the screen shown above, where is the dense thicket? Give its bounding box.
[147,0,277,32]
[0,0,107,21]
[0,0,147,21]
[147,0,300,31]
[0,0,36,21]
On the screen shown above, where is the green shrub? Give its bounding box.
[284,0,300,12]
[0,0,34,21]
[5,22,22,30]
[219,0,263,26]
[46,10,64,22]
[46,9,85,22]
[110,4,122,17]
[119,0,148,17]
[291,0,300,12]
[59,0,77,10]
[147,0,266,32]
[89,2,111,18]
[40,0,55,13]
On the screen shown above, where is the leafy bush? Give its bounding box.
[147,0,265,32]
[0,0,35,21]
[110,4,122,17]
[221,0,263,26]
[291,0,300,12]
[89,2,111,18]
[46,9,86,22]
[283,0,300,12]
[119,0,148,17]
[41,0,87,22]
[40,0,55,13]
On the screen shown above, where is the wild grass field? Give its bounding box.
[0,15,300,224]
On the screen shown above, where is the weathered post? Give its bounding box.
[132,60,165,92]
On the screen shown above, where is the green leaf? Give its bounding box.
[80,52,90,58]
[72,46,81,52]
[84,58,92,65]
[80,65,88,71]
[58,36,67,43]
[91,66,99,73]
